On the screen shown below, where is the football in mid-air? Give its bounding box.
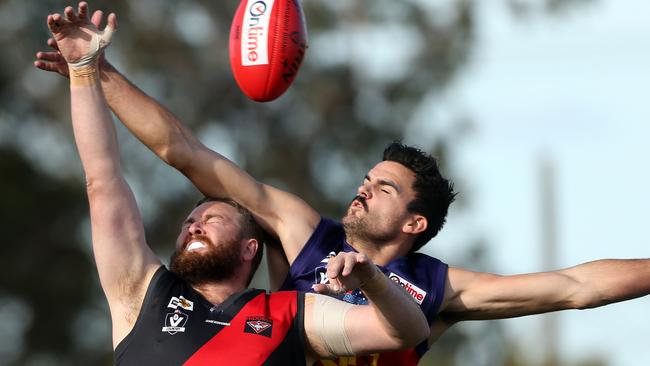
[229,0,308,102]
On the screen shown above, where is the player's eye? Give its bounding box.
[205,217,221,224]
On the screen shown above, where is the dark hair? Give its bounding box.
[382,141,456,252]
[195,197,265,285]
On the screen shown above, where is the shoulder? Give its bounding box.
[314,217,345,237]
[382,253,449,319]
[385,252,448,277]
[290,218,348,266]
[263,290,304,314]
[406,252,447,265]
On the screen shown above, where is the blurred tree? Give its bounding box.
[0,147,112,365]
[0,0,596,365]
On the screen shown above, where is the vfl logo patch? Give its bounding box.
[388,272,427,305]
[244,317,273,337]
[315,252,338,284]
[167,296,194,311]
[162,310,189,335]
[319,251,337,264]
[315,266,328,285]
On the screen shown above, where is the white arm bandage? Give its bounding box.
[309,293,355,357]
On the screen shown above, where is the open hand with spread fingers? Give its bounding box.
[45,2,116,68]
[35,6,110,77]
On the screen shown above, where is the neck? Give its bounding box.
[191,279,247,305]
[347,237,413,266]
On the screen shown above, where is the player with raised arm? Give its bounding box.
[46,3,428,365]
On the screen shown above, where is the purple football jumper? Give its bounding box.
[280,218,448,365]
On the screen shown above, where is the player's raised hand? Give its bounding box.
[35,8,109,77]
[45,2,115,67]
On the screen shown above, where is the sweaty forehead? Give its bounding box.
[369,161,416,189]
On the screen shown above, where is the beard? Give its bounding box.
[169,234,241,286]
[342,196,396,246]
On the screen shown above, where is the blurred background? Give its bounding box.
[1,0,648,365]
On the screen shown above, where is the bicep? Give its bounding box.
[442,267,581,320]
[86,176,160,303]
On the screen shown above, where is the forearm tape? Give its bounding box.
[310,294,355,356]
[68,31,113,86]
[70,65,99,86]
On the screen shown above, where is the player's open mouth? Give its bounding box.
[186,241,206,251]
[351,200,366,211]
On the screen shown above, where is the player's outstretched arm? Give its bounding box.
[35,16,319,266]
[440,258,650,322]
[47,2,161,347]
[305,252,429,359]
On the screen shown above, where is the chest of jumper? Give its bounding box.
[311,251,429,305]
[159,291,295,355]
[115,278,304,366]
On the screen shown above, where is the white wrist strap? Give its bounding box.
[68,26,115,70]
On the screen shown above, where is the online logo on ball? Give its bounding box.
[249,1,267,17]
[242,0,275,66]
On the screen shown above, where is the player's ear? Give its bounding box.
[402,215,427,235]
[242,238,258,261]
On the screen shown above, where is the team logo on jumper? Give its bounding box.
[319,251,337,264]
[244,316,273,337]
[341,289,368,305]
[162,310,189,335]
[167,296,194,311]
[314,252,338,284]
[315,266,328,284]
[388,273,427,305]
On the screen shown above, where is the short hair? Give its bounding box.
[195,197,265,285]
[382,141,457,252]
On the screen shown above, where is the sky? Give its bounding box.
[424,1,650,365]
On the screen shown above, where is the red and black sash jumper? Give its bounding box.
[115,266,306,366]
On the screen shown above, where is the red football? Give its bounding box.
[229,0,308,102]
